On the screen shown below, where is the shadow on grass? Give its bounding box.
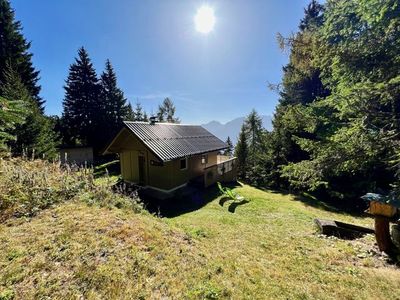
[228,199,250,213]
[257,187,368,217]
[140,181,241,218]
[219,197,231,207]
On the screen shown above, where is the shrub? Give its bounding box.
[0,158,142,221]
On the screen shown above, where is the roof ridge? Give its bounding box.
[123,121,199,126]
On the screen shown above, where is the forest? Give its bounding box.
[1,0,400,210]
[235,0,400,209]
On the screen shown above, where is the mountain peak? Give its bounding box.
[202,115,272,144]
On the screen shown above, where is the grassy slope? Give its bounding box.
[1,185,400,299]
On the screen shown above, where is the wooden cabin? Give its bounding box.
[104,121,237,197]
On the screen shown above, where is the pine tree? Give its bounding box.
[224,136,233,157]
[99,59,129,146]
[125,102,135,121]
[244,109,264,166]
[143,111,148,122]
[299,0,324,31]
[62,47,101,149]
[133,100,144,121]
[157,98,179,123]
[0,0,43,110]
[1,64,58,158]
[235,125,248,179]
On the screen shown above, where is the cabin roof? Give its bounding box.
[105,121,227,162]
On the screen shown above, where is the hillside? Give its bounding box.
[1,161,399,299]
[202,115,272,144]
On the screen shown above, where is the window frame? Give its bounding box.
[201,154,208,165]
[180,157,188,170]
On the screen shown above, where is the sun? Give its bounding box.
[194,5,216,34]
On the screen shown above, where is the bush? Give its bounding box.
[0,158,142,221]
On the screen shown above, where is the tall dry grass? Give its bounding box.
[0,158,142,222]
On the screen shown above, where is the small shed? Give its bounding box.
[59,146,94,165]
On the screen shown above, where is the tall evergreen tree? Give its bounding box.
[235,125,248,179]
[244,110,264,166]
[157,98,179,123]
[299,0,324,31]
[1,64,58,158]
[0,0,43,110]
[99,59,129,146]
[143,111,149,122]
[62,47,101,149]
[125,102,135,121]
[223,136,233,157]
[133,100,144,121]
[261,0,328,189]
[282,0,400,202]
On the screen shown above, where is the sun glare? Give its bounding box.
[194,5,215,34]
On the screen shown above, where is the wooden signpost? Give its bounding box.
[362,193,399,253]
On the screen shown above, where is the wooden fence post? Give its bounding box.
[374,216,394,253]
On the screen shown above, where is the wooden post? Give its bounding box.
[374,216,393,253]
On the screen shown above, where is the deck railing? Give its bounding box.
[204,157,237,188]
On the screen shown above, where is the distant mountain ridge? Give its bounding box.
[202,115,272,144]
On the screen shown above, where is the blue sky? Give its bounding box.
[12,0,309,124]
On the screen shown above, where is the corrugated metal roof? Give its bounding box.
[124,121,227,161]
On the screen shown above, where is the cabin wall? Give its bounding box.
[147,153,174,190]
[169,151,219,188]
[59,147,93,165]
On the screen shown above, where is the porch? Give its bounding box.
[203,156,237,188]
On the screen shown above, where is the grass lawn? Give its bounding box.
[1,184,400,299]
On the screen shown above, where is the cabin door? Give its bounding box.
[138,155,145,185]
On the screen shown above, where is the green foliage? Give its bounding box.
[157,98,180,123]
[234,124,248,179]
[62,50,138,154]
[217,182,245,202]
[234,110,267,185]
[0,96,26,154]
[62,47,102,150]
[0,158,142,222]
[0,0,43,110]
[1,64,58,159]
[223,136,233,156]
[259,0,400,205]
[98,59,131,149]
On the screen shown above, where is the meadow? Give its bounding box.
[0,159,399,299]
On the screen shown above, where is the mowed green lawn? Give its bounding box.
[1,184,399,299]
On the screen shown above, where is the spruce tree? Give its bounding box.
[99,59,129,146]
[125,102,135,121]
[224,136,233,157]
[62,47,101,149]
[0,0,43,110]
[143,111,148,122]
[235,125,248,179]
[1,64,58,158]
[133,100,145,121]
[244,109,264,166]
[157,98,179,123]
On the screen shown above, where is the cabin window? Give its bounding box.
[201,154,208,165]
[180,158,187,170]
